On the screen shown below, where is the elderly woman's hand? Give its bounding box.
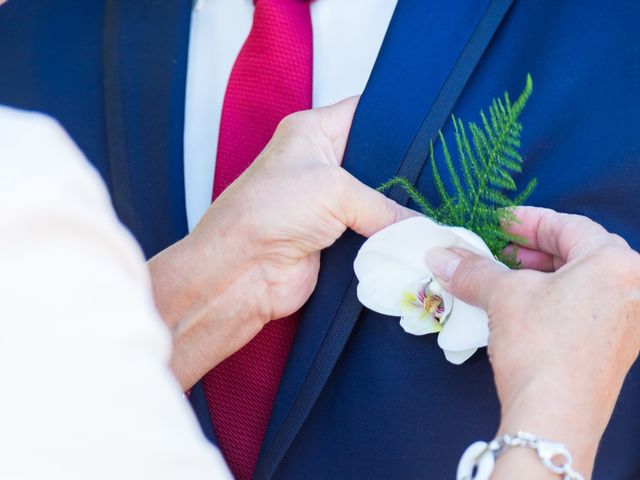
[427,206,640,478]
[149,98,414,389]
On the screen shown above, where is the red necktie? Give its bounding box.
[203,1,312,479]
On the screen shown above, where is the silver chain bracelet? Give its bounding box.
[457,431,584,480]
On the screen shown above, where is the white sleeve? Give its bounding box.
[0,107,233,480]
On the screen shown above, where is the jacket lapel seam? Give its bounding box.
[256,1,516,477]
[102,0,144,240]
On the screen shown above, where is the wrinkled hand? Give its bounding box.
[149,98,414,388]
[204,98,413,320]
[427,206,640,477]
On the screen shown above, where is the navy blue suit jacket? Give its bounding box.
[1,1,639,478]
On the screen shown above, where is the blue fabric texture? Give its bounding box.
[1,0,639,478]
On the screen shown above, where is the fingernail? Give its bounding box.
[426,248,463,282]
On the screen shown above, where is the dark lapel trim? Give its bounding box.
[189,380,219,445]
[101,0,192,257]
[254,0,515,477]
[390,0,517,201]
[103,0,139,237]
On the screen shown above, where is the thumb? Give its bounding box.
[339,170,419,238]
[316,96,360,163]
[425,248,509,310]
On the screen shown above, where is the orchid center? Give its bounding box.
[353,216,493,361]
[416,279,447,323]
[398,278,454,335]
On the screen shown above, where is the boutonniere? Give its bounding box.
[354,75,536,364]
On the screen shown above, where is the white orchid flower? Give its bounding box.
[354,216,498,365]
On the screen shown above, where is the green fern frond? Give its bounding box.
[439,131,467,209]
[514,177,538,205]
[428,141,455,219]
[377,176,437,218]
[453,117,477,199]
[381,75,536,268]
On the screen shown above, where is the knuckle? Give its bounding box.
[620,253,640,350]
[609,233,630,248]
[310,166,353,216]
[450,270,472,298]
[387,198,404,225]
[625,251,640,289]
[597,246,640,291]
[328,167,352,197]
[275,112,304,133]
[485,270,517,307]
[450,256,484,298]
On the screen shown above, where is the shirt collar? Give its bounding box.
[193,0,255,12]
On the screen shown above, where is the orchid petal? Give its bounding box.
[356,217,462,272]
[355,251,424,316]
[440,289,454,319]
[355,217,463,314]
[437,300,489,352]
[443,348,478,365]
[399,302,442,336]
[354,216,501,365]
[446,226,494,257]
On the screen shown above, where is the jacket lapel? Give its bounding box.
[255,0,514,477]
[102,0,192,258]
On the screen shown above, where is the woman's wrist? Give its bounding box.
[494,373,606,479]
[148,226,270,389]
[147,237,205,331]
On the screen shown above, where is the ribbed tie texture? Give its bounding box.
[204,1,312,479]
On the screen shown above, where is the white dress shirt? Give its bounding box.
[184,0,398,230]
[0,106,232,480]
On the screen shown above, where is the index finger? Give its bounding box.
[506,206,614,263]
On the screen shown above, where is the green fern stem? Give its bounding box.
[468,75,533,224]
[378,75,536,269]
